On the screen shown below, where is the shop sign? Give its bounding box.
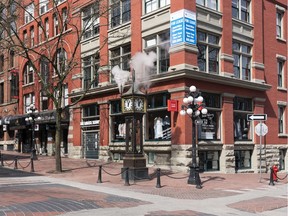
[80,120,100,126]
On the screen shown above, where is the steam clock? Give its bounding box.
[121,85,149,180]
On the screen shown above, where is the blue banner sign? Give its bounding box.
[170,9,196,46]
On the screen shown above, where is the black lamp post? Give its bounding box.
[25,104,41,160]
[180,85,208,189]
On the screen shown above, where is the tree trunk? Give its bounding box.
[55,110,62,172]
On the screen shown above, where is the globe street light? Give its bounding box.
[180,85,208,189]
[25,104,41,160]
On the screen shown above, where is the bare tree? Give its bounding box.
[0,0,123,172]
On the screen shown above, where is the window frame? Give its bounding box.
[232,0,250,23]
[39,0,49,15]
[82,3,100,40]
[144,31,170,74]
[144,0,170,14]
[23,63,34,85]
[278,105,285,134]
[233,41,251,80]
[24,3,34,24]
[196,0,218,11]
[110,0,131,28]
[197,31,220,74]
[82,54,99,90]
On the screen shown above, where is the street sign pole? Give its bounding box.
[259,121,263,183]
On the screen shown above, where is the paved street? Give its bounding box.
[0,151,287,216]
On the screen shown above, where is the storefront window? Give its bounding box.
[198,92,221,140]
[111,100,125,141]
[146,93,171,140]
[233,97,252,141]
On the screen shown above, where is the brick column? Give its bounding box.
[99,101,110,160]
[220,1,234,77]
[131,0,142,55]
[221,93,235,173]
[251,1,265,83]
[98,0,110,86]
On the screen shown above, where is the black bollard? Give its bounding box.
[156,168,161,188]
[124,167,130,186]
[14,158,18,170]
[1,155,3,167]
[269,167,275,186]
[97,165,102,183]
[30,158,35,172]
[195,167,203,189]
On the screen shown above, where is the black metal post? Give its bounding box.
[0,154,3,167]
[97,165,102,183]
[124,167,130,186]
[156,168,161,188]
[269,167,275,186]
[31,119,37,160]
[30,158,35,172]
[14,158,18,169]
[188,117,202,189]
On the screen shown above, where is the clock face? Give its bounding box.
[134,98,144,111]
[123,98,133,111]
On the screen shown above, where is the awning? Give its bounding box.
[9,115,28,130]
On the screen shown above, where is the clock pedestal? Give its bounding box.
[121,87,149,181]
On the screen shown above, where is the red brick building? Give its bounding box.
[0,0,287,173]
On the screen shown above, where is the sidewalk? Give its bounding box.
[1,150,287,216]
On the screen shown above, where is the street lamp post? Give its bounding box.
[180,85,208,189]
[25,104,41,160]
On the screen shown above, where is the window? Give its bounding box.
[232,0,250,22]
[233,97,252,141]
[110,44,131,82]
[145,0,170,14]
[0,55,4,72]
[235,150,251,170]
[144,31,170,74]
[45,18,49,39]
[53,14,59,36]
[233,41,251,80]
[82,3,100,39]
[277,60,284,88]
[198,92,221,140]
[25,4,34,24]
[0,82,4,104]
[30,27,34,47]
[146,92,171,140]
[197,31,219,73]
[82,104,100,127]
[279,149,286,171]
[278,106,285,134]
[23,30,28,46]
[62,8,68,31]
[10,72,19,100]
[23,63,34,85]
[276,10,284,38]
[110,0,131,28]
[83,53,99,90]
[111,100,125,141]
[39,0,49,15]
[199,151,220,171]
[9,50,14,68]
[54,48,67,75]
[39,24,43,43]
[10,21,16,35]
[24,93,35,113]
[196,0,218,10]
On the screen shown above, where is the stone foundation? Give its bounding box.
[220,145,235,173]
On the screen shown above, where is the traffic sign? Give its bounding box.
[247,114,267,121]
[255,122,268,136]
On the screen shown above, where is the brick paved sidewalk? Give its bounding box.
[1,150,287,197]
[1,150,288,216]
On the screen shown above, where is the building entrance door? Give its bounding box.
[83,132,99,159]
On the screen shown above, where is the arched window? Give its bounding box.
[54,48,67,75]
[23,63,34,85]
